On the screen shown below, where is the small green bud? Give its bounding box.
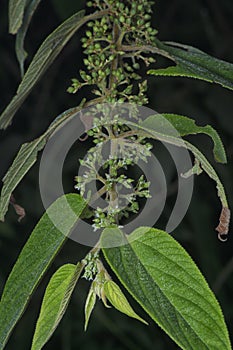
[148,57,155,63]
[133,63,140,69]
[86,31,92,38]
[83,59,89,66]
[94,43,101,50]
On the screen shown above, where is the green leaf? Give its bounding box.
[0,8,109,129]
[31,263,83,350]
[102,227,231,350]
[152,113,227,163]
[2,8,109,129]
[104,280,147,325]
[148,40,233,90]
[15,0,42,77]
[0,193,86,349]
[84,287,97,331]
[0,105,81,222]
[9,0,28,34]
[122,115,228,208]
[0,136,46,221]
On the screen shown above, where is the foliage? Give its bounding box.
[0,0,232,349]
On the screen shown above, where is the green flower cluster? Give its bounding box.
[67,0,157,104]
[82,250,100,280]
[75,125,152,230]
[70,0,157,230]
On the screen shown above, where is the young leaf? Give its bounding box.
[147,113,227,163]
[84,287,97,331]
[103,280,148,325]
[15,0,42,77]
[9,0,28,34]
[102,227,231,350]
[31,263,83,350]
[149,40,233,91]
[0,193,86,350]
[0,105,82,222]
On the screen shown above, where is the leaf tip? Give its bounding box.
[216,207,231,242]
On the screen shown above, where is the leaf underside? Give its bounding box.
[0,9,86,129]
[15,0,43,77]
[0,105,82,222]
[9,0,28,34]
[149,40,233,91]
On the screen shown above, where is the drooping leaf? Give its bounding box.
[146,113,226,163]
[31,263,83,350]
[148,40,233,91]
[104,280,147,325]
[0,105,81,222]
[0,9,110,129]
[15,0,43,77]
[8,0,28,34]
[84,287,97,331]
[121,115,228,208]
[0,193,86,349]
[102,227,231,350]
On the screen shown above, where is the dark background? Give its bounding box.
[0,0,233,349]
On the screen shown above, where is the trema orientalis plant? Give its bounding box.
[0,0,233,349]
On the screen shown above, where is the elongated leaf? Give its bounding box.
[0,193,86,349]
[121,115,228,208]
[31,263,83,350]
[151,113,226,163]
[104,280,147,325]
[149,40,233,90]
[9,0,28,34]
[0,136,45,221]
[84,287,97,331]
[0,105,81,222]
[102,227,231,350]
[16,0,42,77]
[0,9,86,129]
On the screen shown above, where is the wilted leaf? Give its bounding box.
[160,113,226,163]
[121,115,229,209]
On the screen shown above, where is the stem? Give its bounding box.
[106,22,123,222]
[88,185,107,207]
[120,44,174,61]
